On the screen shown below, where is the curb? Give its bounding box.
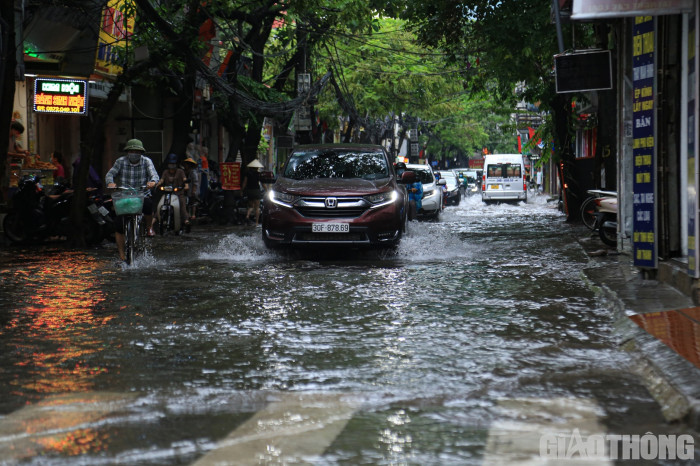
[582,255,700,430]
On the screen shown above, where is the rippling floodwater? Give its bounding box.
[0,195,689,464]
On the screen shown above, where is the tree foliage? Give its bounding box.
[310,16,512,159]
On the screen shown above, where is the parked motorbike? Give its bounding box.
[198,181,248,226]
[3,175,106,244]
[156,185,186,235]
[85,189,115,243]
[594,195,618,247]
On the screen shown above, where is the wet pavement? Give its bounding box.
[580,240,700,431]
[0,195,698,464]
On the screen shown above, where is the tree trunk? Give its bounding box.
[0,0,17,203]
[168,73,195,157]
[68,61,151,247]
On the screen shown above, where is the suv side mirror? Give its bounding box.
[399,170,416,183]
[437,178,447,186]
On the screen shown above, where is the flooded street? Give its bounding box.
[0,195,695,464]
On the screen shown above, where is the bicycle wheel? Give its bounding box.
[124,216,136,265]
[580,196,597,231]
[134,214,145,256]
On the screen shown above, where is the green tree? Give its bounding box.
[312,16,512,161]
[402,0,598,217]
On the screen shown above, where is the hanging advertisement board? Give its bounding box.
[632,16,657,269]
[554,50,613,93]
[33,78,88,115]
[572,0,693,20]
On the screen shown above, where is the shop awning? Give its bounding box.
[572,0,694,20]
[22,4,101,77]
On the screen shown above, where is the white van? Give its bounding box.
[481,154,527,203]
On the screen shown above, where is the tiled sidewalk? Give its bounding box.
[629,307,700,370]
[582,242,700,428]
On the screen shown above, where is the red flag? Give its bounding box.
[528,127,541,145]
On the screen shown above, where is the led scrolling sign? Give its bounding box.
[33,78,88,115]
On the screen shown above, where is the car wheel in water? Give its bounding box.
[262,227,277,249]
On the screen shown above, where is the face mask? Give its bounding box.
[168,163,177,170]
[127,153,141,164]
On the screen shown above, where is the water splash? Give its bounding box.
[118,246,161,270]
[199,232,275,262]
[193,196,564,265]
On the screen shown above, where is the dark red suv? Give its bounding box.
[262,144,409,248]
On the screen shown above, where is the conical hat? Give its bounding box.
[247,159,264,168]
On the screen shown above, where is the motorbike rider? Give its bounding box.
[407,174,423,219]
[394,162,407,177]
[105,139,159,261]
[395,162,422,220]
[154,153,189,229]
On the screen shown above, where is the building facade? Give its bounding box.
[571,0,699,295]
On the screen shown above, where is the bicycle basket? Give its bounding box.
[112,190,145,215]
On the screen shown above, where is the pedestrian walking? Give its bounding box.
[242,159,264,226]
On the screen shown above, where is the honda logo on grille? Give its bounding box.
[325,197,338,208]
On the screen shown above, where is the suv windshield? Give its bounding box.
[284,149,390,180]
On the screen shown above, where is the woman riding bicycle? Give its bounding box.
[105,139,159,262]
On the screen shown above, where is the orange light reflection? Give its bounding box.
[6,252,111,395]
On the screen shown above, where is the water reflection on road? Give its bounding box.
[0,195,689,464]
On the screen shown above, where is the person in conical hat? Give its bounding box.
[242,159,264,225]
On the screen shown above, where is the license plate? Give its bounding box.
[490,184,501,190]
[312,223,349,233]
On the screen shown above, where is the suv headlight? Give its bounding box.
[268,190,297,207]
[365,190,398,208]
[423,189,435,198]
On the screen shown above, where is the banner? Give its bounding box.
[94,0,135,77]
[220,162,241,190]
[689,12,698,277]
[632,16,657,269]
